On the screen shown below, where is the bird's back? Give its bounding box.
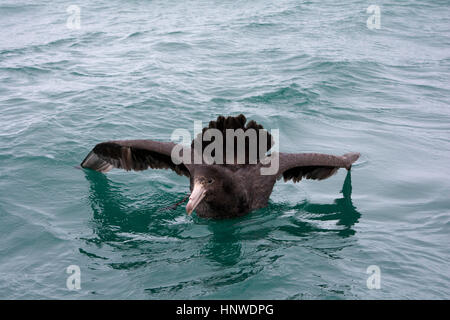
[235,164,278,211]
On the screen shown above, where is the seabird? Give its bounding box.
[81,114,360,219]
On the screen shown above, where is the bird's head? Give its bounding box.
[186,166,233,215]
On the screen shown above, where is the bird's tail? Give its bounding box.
[342,152,360,170]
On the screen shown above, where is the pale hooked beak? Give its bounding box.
[186,182,206,215]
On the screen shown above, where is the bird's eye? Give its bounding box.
[208,178,214,184]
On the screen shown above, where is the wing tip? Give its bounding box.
[80,150,113,173]
[343,152,360,169]
[80,150,94,168]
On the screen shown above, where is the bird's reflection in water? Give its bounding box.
[84,170,360,266]
[196,171,360,266]
[277,170,361,238]
[84,171,181,243]
[199,221,243,266]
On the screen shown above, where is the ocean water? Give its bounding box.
[1,0,449,299]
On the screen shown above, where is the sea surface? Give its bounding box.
[1,0,449,299]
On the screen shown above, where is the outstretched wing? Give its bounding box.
[278,152,359,183]
[81,140,190,177]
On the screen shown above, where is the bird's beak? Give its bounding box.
[186,182,206,215]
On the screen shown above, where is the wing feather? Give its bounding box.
[278,152,359,183]
[81,140,190,177]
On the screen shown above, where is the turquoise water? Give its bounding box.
[1,0,449,299]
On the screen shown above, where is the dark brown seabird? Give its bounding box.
[81,114,360,219]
